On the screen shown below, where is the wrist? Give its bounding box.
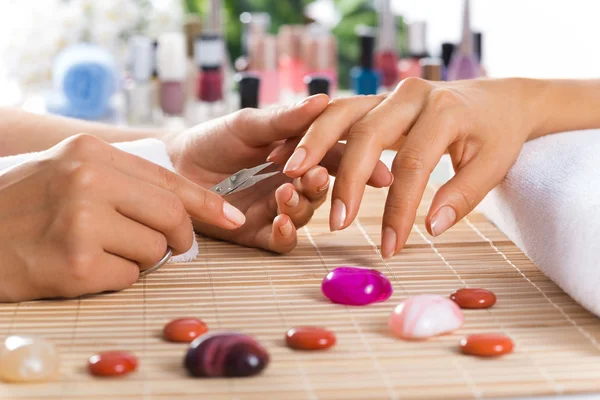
[504,78,549,142]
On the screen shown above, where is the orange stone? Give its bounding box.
[88,351,138,377]
[285,327,336,350]
[460,334,514,357]
[163,318,208,343]
[450,288,496,309]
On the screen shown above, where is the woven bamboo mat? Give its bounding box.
[1,185,600,400]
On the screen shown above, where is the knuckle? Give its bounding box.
[65,251,95,282]
[157,164,179,192]
[65,204,94,236]
[428,88,459,111]
[393,148,427,173]
[233,107,255,123]
[395,77,426,93]
[165,195,188,228]
[454,183,480,213]
[67,163,99,190]
[347,121,379,142]
[65,134,101,160]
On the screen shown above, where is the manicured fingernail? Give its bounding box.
[279,219,293,237]
[430,206,456,236]
[222,202,246,226]
[381,227,397,259]
[318,176,330,192]
[330,199,347,231]
[315,170,330,192]
[297,94,319,106]
[386,171,394,187]
[286,190,300,207]
[284,148,306,173]
[267,143,286,162]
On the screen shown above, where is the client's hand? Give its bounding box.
[165,95,394,253]
[0,134,245,302]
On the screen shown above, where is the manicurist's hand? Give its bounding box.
[279,78,541,258]
[165,94,394,253]
[0,134,246,302]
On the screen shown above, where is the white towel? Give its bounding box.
[480,129,600,317]
[0,139,198,263]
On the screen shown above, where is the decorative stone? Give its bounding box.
[389,295,464,339]
[321,266,393,306]
[460,334,514,357]
[185,332,269,378]
[0,336,60,382]
[285,327,336,350]
[88,351,138,377]
[450,288,497,309]
[163,318,208,343]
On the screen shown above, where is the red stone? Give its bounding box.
[450,288,496,309]
[460,334,514,357]
[88,351,138,377]
[285,327,336,350]
[163,318,208,343]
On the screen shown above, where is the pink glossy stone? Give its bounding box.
[321,267,393,306]
[389,295,464,339]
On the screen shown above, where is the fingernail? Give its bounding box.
[316,170,330,192]
[297,94,318,107]
[284,148,306,173]
[330,199,347,231]
[286,190,300,207]
[279,219,293,237]
[266,143,286,162]
[222,202,246,226]
[430,206,456,236]
[381,227,397,259]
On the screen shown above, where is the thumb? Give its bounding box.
[426,152,510,236]
[226,94,330,148]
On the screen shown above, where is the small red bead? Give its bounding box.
[286,327,336,350]
[88,351,138,377]
[460,334,514,357]
[163,318,208,343]
[450,288,497,309]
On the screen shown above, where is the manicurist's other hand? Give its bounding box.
[279,78,539,258]
[165,94,394,253]
[0,134,246,302]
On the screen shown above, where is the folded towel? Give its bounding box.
[49,44,118,120]
[0,139,198,263]
[480,129,600,317]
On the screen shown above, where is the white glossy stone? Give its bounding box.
[389,295,464,339]
[0,336,60,382]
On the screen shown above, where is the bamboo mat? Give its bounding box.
[2,185,600,400]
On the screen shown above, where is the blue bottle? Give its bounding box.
[350,31,380,95]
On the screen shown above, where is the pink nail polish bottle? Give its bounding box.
[446,0,481,81]
[398,21,428,81]
[277,25,306,102]
[157,32,187,117]
[248,34,279,107]
[302,31,337,96]
[236,12,271,72]
[374,0,399,90]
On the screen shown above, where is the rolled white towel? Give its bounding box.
[480,129,600,316]
[0,138,198,263]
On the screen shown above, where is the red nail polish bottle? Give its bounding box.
[157,33,187,117]
[193,33,227,120]
[374,0,399,90]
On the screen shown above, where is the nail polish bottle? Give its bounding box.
[278,25,306,102]
[248,34,279,107]
[237,12,271,72]
[446,0,481,81]
[374,0,399,90]
[236,73,260,109]
[440,42,456,81]
[350,28,380,95]
[194,33,226,119]
[303,32,337,96]
[125,35,154,125]
[420,58,443,81]
[398,21,428,81]
[473,31,488,77]
[157,32,187,117]
[305,75,330,96]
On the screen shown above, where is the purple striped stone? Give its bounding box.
[184,332,269,378]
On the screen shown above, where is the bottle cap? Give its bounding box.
[236,73,260,109]
[128,35,153,82]
[277,25,304,59]
[356,27,376,69]
[157,32,187,81]
[248,34,277,71]
[195,34,224,69]
[473,31,483,62]
[305,75,330,96]
[419,58,442,81]
[151,39,158,78]
[184,15,202,59]
[441,42,456,69]
[303,33,337,71]
[407,21,428,58]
